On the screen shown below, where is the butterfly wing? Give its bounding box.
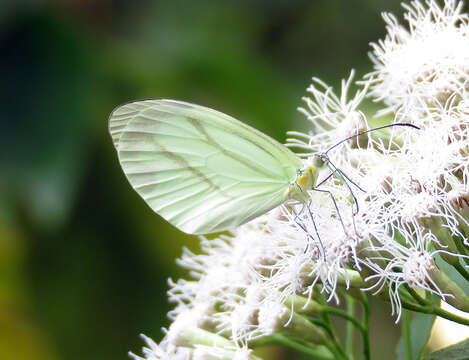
[109,99,302,234]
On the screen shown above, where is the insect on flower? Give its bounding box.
[109,99,418,235]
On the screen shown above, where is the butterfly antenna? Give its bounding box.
[325,123,420,155]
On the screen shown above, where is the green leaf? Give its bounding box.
[424,339,469,360]
[397,311,437,359]
[435,255,469,299]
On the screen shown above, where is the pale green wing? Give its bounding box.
[109,99,302,234]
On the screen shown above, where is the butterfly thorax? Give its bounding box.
[288,155,326,203]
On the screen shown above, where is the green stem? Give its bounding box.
[324,343,348,360]
[399,288,419,305]
[267,334,334,359]
[453,261,469,282]
[361,295,371,360]
[401,300,427,313]
[404,285,427,307]
[402,310,412,360]
[309,316,348,360]
[401,288,469,326]
[323,306,364,332]
[345,297,355,359]
[312,292,351,360]
[320,313,349,360]
[434,307,469,326]
[454,238,469,265]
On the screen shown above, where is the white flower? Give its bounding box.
[129,335,191,360]
[363,231,449,321]
[257,300,290,335]
[129,333,255,360]
[193,344,255,360]
[368,0,469,112]
[290,70,372,158]
[260,191,360,305]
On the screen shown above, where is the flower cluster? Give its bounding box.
[131,1,469,359]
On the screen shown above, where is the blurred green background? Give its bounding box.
[0,1,434,359]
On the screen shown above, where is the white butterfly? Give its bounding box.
[109,99,319,234]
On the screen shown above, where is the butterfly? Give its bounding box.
[109,99,418,235]
[109,99,323,234]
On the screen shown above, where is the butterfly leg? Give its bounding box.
[336,167,366,193]
[315,168,362,244]
[293,201,307,224]
[335,168,363,236]
[306,199,327,261]
[325,161,361,215]
[312,187,348,238]
[315,170,336,188]
[315,162,365,204]
[315,163,365,194]
[291,203,317,255]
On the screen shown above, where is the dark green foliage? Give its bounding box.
[425,339,469,360]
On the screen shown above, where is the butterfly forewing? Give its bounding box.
[109,99,302,234]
